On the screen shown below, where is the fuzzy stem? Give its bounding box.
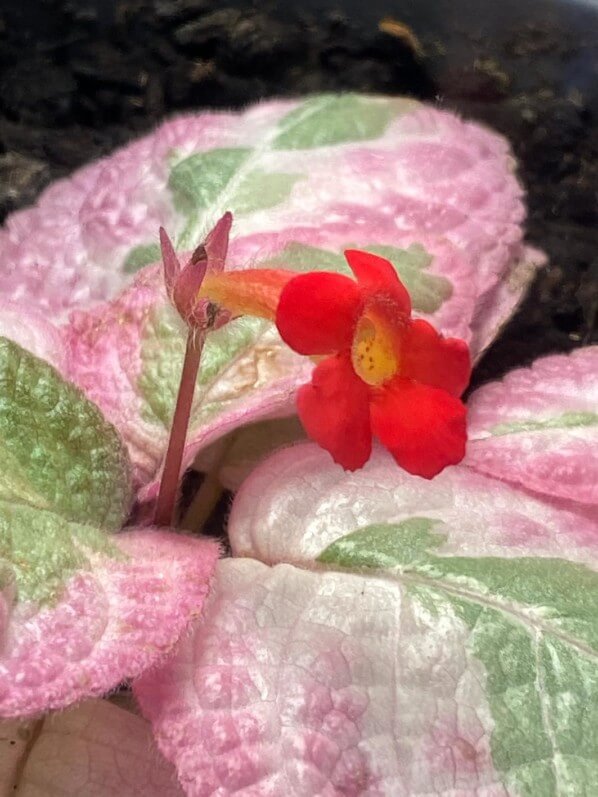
[154,330,204,527]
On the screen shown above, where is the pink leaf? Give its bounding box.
[136,438,597,795]
[1,96,535,338]
[0,699,184,795]
[228,443,598,566]
[0,299,66,372]
[62,217,518,496]
[63,266,312,490]
[0,529,219,719]
[137,559,506,796]
[466,346,598,504]
[1,96,541,500]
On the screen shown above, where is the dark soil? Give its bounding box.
[1,0,597,388]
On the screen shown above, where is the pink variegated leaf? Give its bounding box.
[1,95,541,498]
[466,346,598,505]
[1,96,534,328]
[0,699,184,795]
[0,333,219,719]
[137,441,598,795]
[61,220,526,498]
[63,265,312,491]
[0,299,66,372]
[0,526,219,719]
[64,218,483,494]
[138,558,509,796]
[228,442,598,567]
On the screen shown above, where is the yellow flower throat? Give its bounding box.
[351,312,399,386]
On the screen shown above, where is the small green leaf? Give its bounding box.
[272,94,401,149]
[0,337,131,530]
[168,148,251,216]
[0,501,123,604]
[490,410,598,436]
[123,243,161,274]
[259,241,452,313]
[229,170,305,214]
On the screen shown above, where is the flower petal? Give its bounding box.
[371,377,467,478]
[401,319,471,397]
[277,272,361,355]
[297,354,371,470]
[344,249,411,315]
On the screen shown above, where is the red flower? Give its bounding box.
[275,250,471,478]
[196,242,470,478]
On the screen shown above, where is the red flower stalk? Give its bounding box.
[154,212,233,527]
[200,249,471,479]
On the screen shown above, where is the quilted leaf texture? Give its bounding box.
[0,335,131,529]
[63,266,313,490]
[0,699,184,795]
[1,528,219,718]
[136,349,598,796]
[0,335,220,718]
[1,94,537,327]
[0,95,541,494]
[66,218,485,494]
[56,94,542,492]
[466,346,598,505]
[137,557,507,796]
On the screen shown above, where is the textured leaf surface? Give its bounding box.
[0,296,216,724]
[0,529,219,718]
[0,336,131,529]
[271,93,404,149]
[62,224,504,495]
[138,431,597,796]
[0,300,66,372]
[229,445,598,568]
[320,519,598,796]
[0,95,540,497]
[1,95,535,346]
[467,347,598,504]
[0,699,184,795]
[64,267,312,490]
[137,557,506,797]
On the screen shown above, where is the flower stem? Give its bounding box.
[154,330,204,527]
